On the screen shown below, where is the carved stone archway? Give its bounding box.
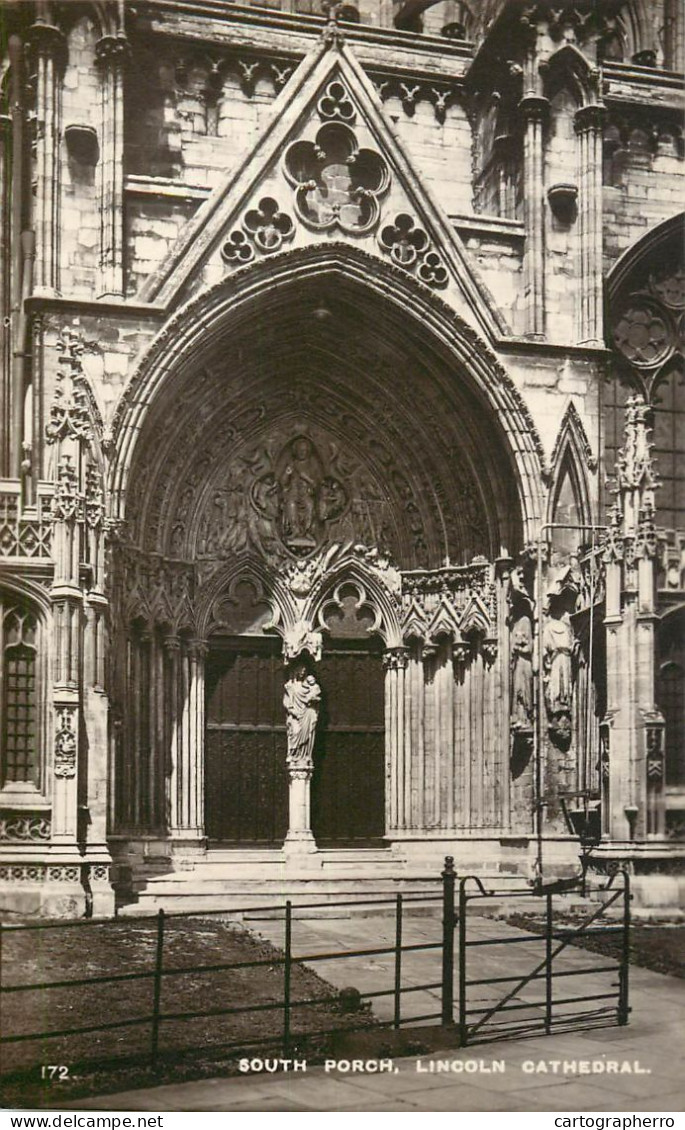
[106,245,539,853]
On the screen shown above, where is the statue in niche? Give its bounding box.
[543,605,576,745]
[283,663,321,772]
[510,614,534,732]
[508,568,534,736]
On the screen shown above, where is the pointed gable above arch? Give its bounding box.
[137,30,507,342]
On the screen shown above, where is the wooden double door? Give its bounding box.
[205,638,385,845]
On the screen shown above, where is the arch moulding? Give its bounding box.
[109,244,546,547]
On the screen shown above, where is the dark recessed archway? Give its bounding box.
[114,247,540,568]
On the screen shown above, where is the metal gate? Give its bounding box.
[442,866,631,1045]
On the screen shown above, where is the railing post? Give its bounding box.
[0,920,3,1043]
[441,855,455,1027]
[283,900,292,1055]
[394,892,403,1029]
[458,878,467,1045]
[618,870,631,1025]
[545,891,553,1034]
[150,908,165,1067]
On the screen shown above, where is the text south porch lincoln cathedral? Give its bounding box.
[0,0,683,915]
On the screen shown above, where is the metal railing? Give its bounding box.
[451,869,631,1046]
[0,861,631,1076]
[0,886,446,1076]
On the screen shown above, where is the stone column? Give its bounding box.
[50,444,82,848]
[574,104,604,345]
[95,34,130,298]
[164,634,181,832]
[519,93,549,340]
[0,112,10,476]
[284,768,316,853]
[28,14,65,297]
[168,638,206,850]
[187,640,206,838]
[602,399,664,842]
[384,646,409,833]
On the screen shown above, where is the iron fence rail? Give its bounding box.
[0,861,631,1075]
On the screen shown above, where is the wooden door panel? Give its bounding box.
[205,642,287,844]
[312,647,385,844]
[312,731,385,842]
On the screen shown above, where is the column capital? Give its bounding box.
[188,639,208,660]
[27,22,67,64]
[95,34,131,68]
[163,634,181,653]
[518,94,550,124]
[574,103,605,135]
[288,766,313,782]
[383,646,409,671]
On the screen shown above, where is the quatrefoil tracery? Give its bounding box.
[220,196,295,267]
[317,79,356,124]
[284,122,390,235]
[378,212,449,289]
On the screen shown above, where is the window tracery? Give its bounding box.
[1,595,41,790]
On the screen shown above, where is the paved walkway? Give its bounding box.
[69,911,685,1113]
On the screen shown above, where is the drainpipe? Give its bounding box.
[533,521,605,886]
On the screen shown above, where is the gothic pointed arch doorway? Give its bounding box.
[108,247,535,865]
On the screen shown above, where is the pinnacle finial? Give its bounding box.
[321,0,342,23]
[321,0,345,43]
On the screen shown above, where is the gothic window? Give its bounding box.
[652,367,685,530]
[1,595,40,789]
[551,455,585,560]
[657,609,685,786]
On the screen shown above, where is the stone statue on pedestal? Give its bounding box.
[283,664,321,772]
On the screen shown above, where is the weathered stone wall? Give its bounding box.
[60,15,102,297]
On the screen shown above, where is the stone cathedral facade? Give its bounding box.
[0,0,683,916]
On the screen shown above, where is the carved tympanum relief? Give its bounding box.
[194,428,397,569]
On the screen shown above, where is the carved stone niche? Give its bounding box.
[542,563,580,750]
[207,575,275,637]
[318,580,382,642]
[508,566,534,770]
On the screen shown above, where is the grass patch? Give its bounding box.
[507,913,685,980]
[0,915,376,1109]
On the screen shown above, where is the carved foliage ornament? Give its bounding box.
[615,396,659,494]
[46,328,101,444]
[51,456,79,523]
[284,122,389,235]
[0,813,51,841]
